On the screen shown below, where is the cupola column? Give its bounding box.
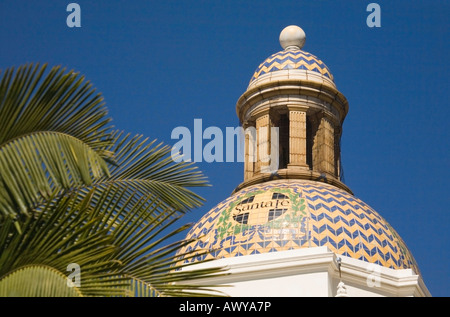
[243,120,255,181]
[288,109,308,169]
[255,112,271,174]
[312,113,336,177]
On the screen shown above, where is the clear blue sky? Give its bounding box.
[0,0,448,296]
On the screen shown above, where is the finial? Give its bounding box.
[279,25,306,50]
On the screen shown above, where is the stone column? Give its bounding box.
[322,115,335,175]
[288,110,308,169]
[244,123,256,181]
[313,114,335,176]
[256,114,270,173]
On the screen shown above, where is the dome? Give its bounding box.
[178,179,420,274]
[249,49,334,85]
[247,26,336,89]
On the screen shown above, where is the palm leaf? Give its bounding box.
[0,185,226,297]
[91,189,227,296]
[89,132,209,217]
[0,63,116,227]
[0,190,130,297]
[76,184,227,296]
[0,265,83,297]
[0,131,110,223]
[0,63,113,152]
[55,132,211,240]
[0,63,225,297]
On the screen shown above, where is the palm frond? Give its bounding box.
[0,63,114,152]
[0,189,129,297]
[56,132,211,237]
[0,131,110,222]
[94,132,209,215]
[0,265,83,297]
[0,185,226,297]
[0,63,225,297]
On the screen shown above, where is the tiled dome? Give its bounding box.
[246,26,336,90]
[178,180,420,275]
[249,49,334,85]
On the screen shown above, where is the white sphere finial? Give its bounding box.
[279,25,306,50]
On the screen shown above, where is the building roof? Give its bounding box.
[178,179,420,275]
[249,49,334,85]
[247,25,336,89]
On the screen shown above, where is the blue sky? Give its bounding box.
[0,0,448,296]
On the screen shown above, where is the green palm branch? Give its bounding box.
[0,63,114,227]
[0,63,226,296]
[87,131,209,218]
[0,187,226,297]
[0,63,112,149]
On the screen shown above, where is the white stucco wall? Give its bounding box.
[179,246,430,297]
[219,271,329,297]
